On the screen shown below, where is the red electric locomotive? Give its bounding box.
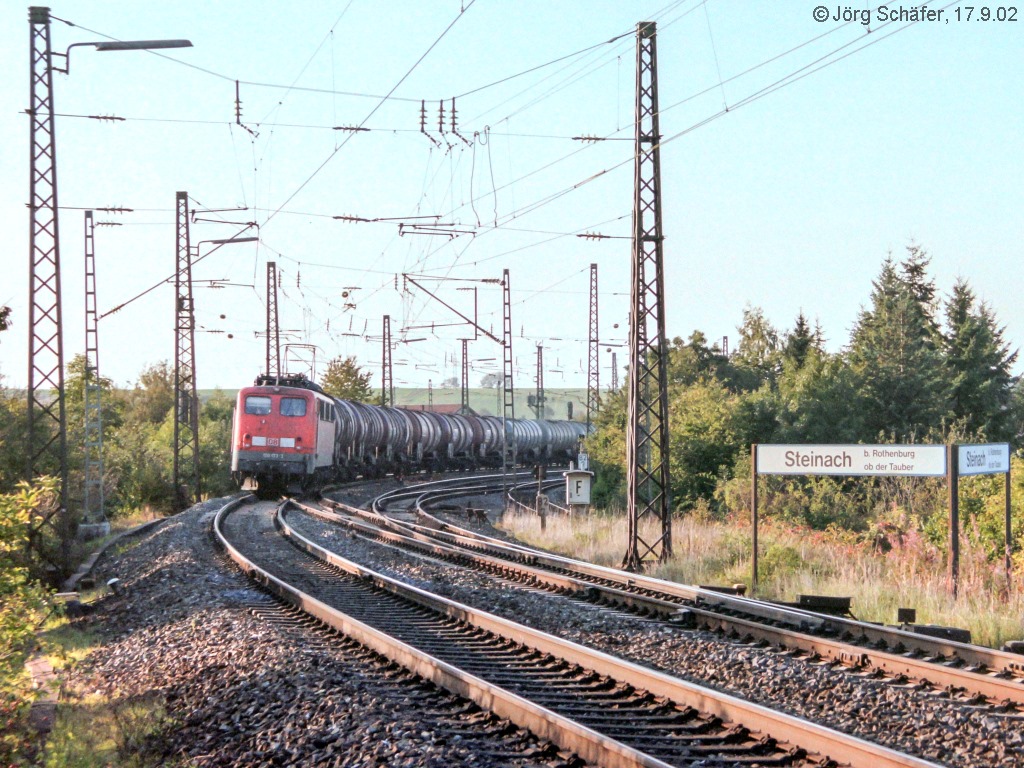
[231,374,339,496]
[231,373,590,497]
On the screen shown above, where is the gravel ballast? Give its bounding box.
[58,489,1024,768]
[59,498,579,767]
[288,500,1024,768]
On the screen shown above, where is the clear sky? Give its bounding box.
[1,1,1021,393]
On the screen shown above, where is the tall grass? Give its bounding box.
[499,508,1024,649]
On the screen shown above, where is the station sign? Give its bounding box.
[756,444,947,477]
[958,443,1010,476]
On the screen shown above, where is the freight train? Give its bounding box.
[231,374,588,497]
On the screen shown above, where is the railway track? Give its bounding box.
[215,494,939,768]
[305,474,1024,713]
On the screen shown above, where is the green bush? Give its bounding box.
[1,479,55,766]
[758,542,803,582]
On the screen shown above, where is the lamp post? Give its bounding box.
[27,5,191,577]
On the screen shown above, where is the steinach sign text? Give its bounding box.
[958,443,1010,476]
[757,444,947,477]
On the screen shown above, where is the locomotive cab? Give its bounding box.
[231,378,338,497]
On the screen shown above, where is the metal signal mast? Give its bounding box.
[460,338,470,411]
[586,263,600,432]
[173,191,200,511]
[27,6,70,566]
[501,268,515,505]
[623,21,672,571]
[533,344,545,419]
[266,261,280,378]
[83,211,105,526]
[381,314,394,407]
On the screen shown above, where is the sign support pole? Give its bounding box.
[947,444,960,598]
[1006,461,1013,589]
[751,443,759,593]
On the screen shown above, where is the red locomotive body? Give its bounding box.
[231,380,338,494]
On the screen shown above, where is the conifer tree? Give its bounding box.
[782,310,815,371]
[944,278,1018,440]
[848,257,948,440]
[900,244,941,339]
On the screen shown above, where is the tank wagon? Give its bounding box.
[231,374,588,496]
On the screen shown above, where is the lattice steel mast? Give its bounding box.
[501,268,515,504]
[173,191,200,510]
[381,315,394,406]
[611,351,619,391]
[586,262,600,431]
[27,6,70,564]
[534,344,545,419]
[460,338,469,411]
[623,21,672,571]
[83,211,104,525]
[265,261,280,378]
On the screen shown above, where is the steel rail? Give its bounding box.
[305,496,1024,708]
[405,495,1024,686]
[370,471,534,513]
[324,480,1024,705]
[412,478,563,514]
[216,497,940,768]
[215,500,673,768]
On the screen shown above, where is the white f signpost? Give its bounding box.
[564,468,594,510]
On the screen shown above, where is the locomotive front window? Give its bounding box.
[244,396,272,415]
[280,397,307,417]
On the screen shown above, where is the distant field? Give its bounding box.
[200,387,591,421]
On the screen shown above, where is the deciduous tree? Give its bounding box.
[320,356,373,402]
[127,361,175,425]
[777,349,864,443]
[479,372,501,389]
[733,305,781,390]
[667,332,733,387]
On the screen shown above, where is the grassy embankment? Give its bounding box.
[499,507,1024,649]
[37,612,168,768]
[30,531,168,768]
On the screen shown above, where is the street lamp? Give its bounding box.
[52,38,193,74]
[27,5,192,576]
